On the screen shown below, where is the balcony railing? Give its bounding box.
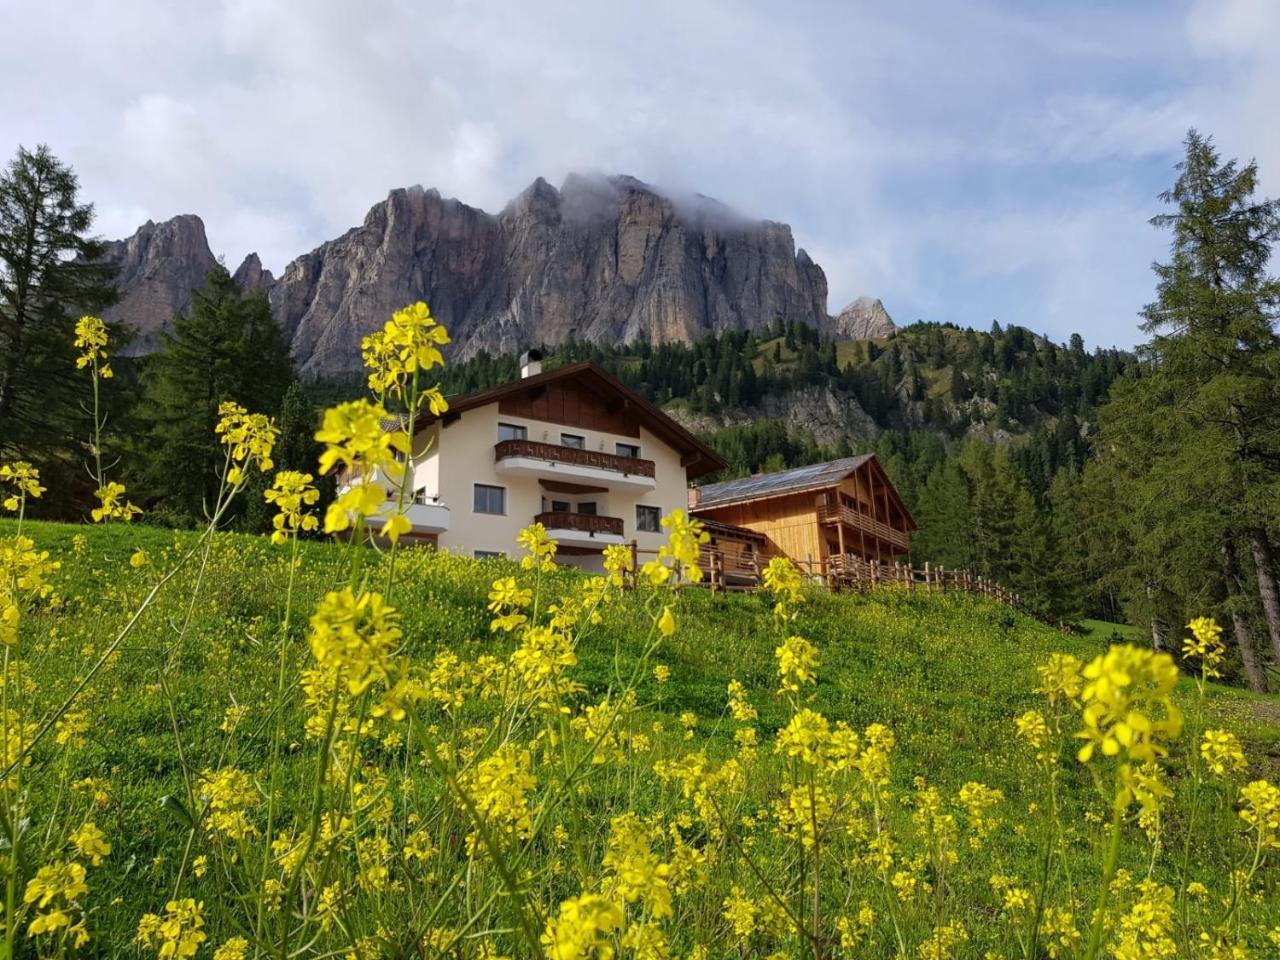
[535,511,624,537]
[495,439,656,478]
[817,502,910,550]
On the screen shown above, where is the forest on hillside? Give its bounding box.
[2,132,1280,689]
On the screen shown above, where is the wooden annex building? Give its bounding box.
[688,455,916,570]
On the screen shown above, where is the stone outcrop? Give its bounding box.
[830,296,896,340]
[98,215,219,350]
[99,175,892,375]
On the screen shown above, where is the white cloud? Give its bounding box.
[2,0,1278,348]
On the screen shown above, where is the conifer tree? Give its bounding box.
[0,145,118,506]
[134,266,293,524]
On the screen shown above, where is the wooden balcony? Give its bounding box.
[817,502,910,550]
[494,438,656,488]
[535,510,625,540]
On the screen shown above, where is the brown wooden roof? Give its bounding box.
[414,361,728,480]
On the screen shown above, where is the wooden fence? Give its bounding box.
[623,541,1019,608]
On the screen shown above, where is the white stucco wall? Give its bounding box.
[406,402,690,562]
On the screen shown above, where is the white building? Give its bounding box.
[371,352,726,569]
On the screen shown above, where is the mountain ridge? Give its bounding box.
[96,174,894,374]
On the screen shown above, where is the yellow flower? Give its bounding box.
[517,522,558,571]
[1073,646,1182,770]
[1201,729,1247,777]
[541,893,624,959]
[136,898,206,958]
[315,399,407,533]
[308,588,402,695]
[657,606,676,637]
[653,664,671,683]
[0,461,44,509]
[91,481,141,522]
[775,635,819,694]
[762,555,804,617]
[198,767,259,840]
[263,470,320,544]
[1035,652,1083,705]
[216,401,278,486]
[23,861,88,937]
[73,315,110,373]
[458,743,537,851]
[70,822,111,866]
[1239,779,1280,849]
[1111,880,1175,960]
[213,938,249,960]
[602,543,633,587]
[360,301,450,395]
[603,812,672,917]
[129,548,148,569]
[775,708,830,765]
[1183,616,1226,679]
[722,886,757,937]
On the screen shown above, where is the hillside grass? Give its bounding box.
[5,518,1280,956]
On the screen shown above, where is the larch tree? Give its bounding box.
[0,145,118,506]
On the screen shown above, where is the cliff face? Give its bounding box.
[98,215,219,351]
[100,174,882,375]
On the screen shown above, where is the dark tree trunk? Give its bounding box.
[1247,526,1280,665]
[1223,536,1269,693]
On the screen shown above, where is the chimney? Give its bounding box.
[519,349,543,379]
[688,488,701,509]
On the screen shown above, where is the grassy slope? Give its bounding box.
[8,519,1280,951]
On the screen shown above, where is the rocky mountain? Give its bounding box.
[831,296,896,339]
[98,174,885,376]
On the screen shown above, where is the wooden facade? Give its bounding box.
[689,455,916,568]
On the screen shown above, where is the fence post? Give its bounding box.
[870,562,879,589]
[627,539,638,590]
[923,561,931,593]
[937,564,945,592]
[905,561,914,591]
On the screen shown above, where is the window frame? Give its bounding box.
[615,442,641,459]
[636,504,661,533]
[560,433,586,449]
[473,483,507,515]
[497,422,528,443]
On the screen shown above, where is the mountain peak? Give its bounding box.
[832,297,896,340]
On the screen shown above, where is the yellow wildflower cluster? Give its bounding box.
[136,899,207,959]
[360,300,450,408]
[315,399,408,535]
[639,509,707,585]
[775,634,819,694]
[0,460,44,511]
[517,522,558,571]
[308,588,402,696]
[23,861,90,945]
[1201,728,1247,778]
[199,767,259,840]
[1183,616,1226,679]
[762,555,805,618]
[458,743,537,849]
[91,480,141,522]
[215,401,278,486]
[541,893,625,960]
[263,470,320,543]
[73,314,112,377]
[1239,779,1280,849]
[1075,645,1181,767]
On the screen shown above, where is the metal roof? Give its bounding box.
[692,455,874,509]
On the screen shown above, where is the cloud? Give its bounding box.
[2,0,1277,349]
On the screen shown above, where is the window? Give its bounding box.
[560,433,585,449]
[473,484,506,515]
[636,505,661,533]
[549,499,570,513]
[497,422,527,443]
[615,442,641,458]
[474,550,504,560]
[576,501,597,515]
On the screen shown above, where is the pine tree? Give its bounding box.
[0,145,118,507]
[1094,130,1280,686]
[134,266,293,524]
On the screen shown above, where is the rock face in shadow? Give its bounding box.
[98,215,219,351]
[101,175,887,375]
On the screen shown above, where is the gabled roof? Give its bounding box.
[692,455,874,508]
[413,361,728,479]
[691,454,917,529]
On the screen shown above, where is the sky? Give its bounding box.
[4,0,1279,350]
